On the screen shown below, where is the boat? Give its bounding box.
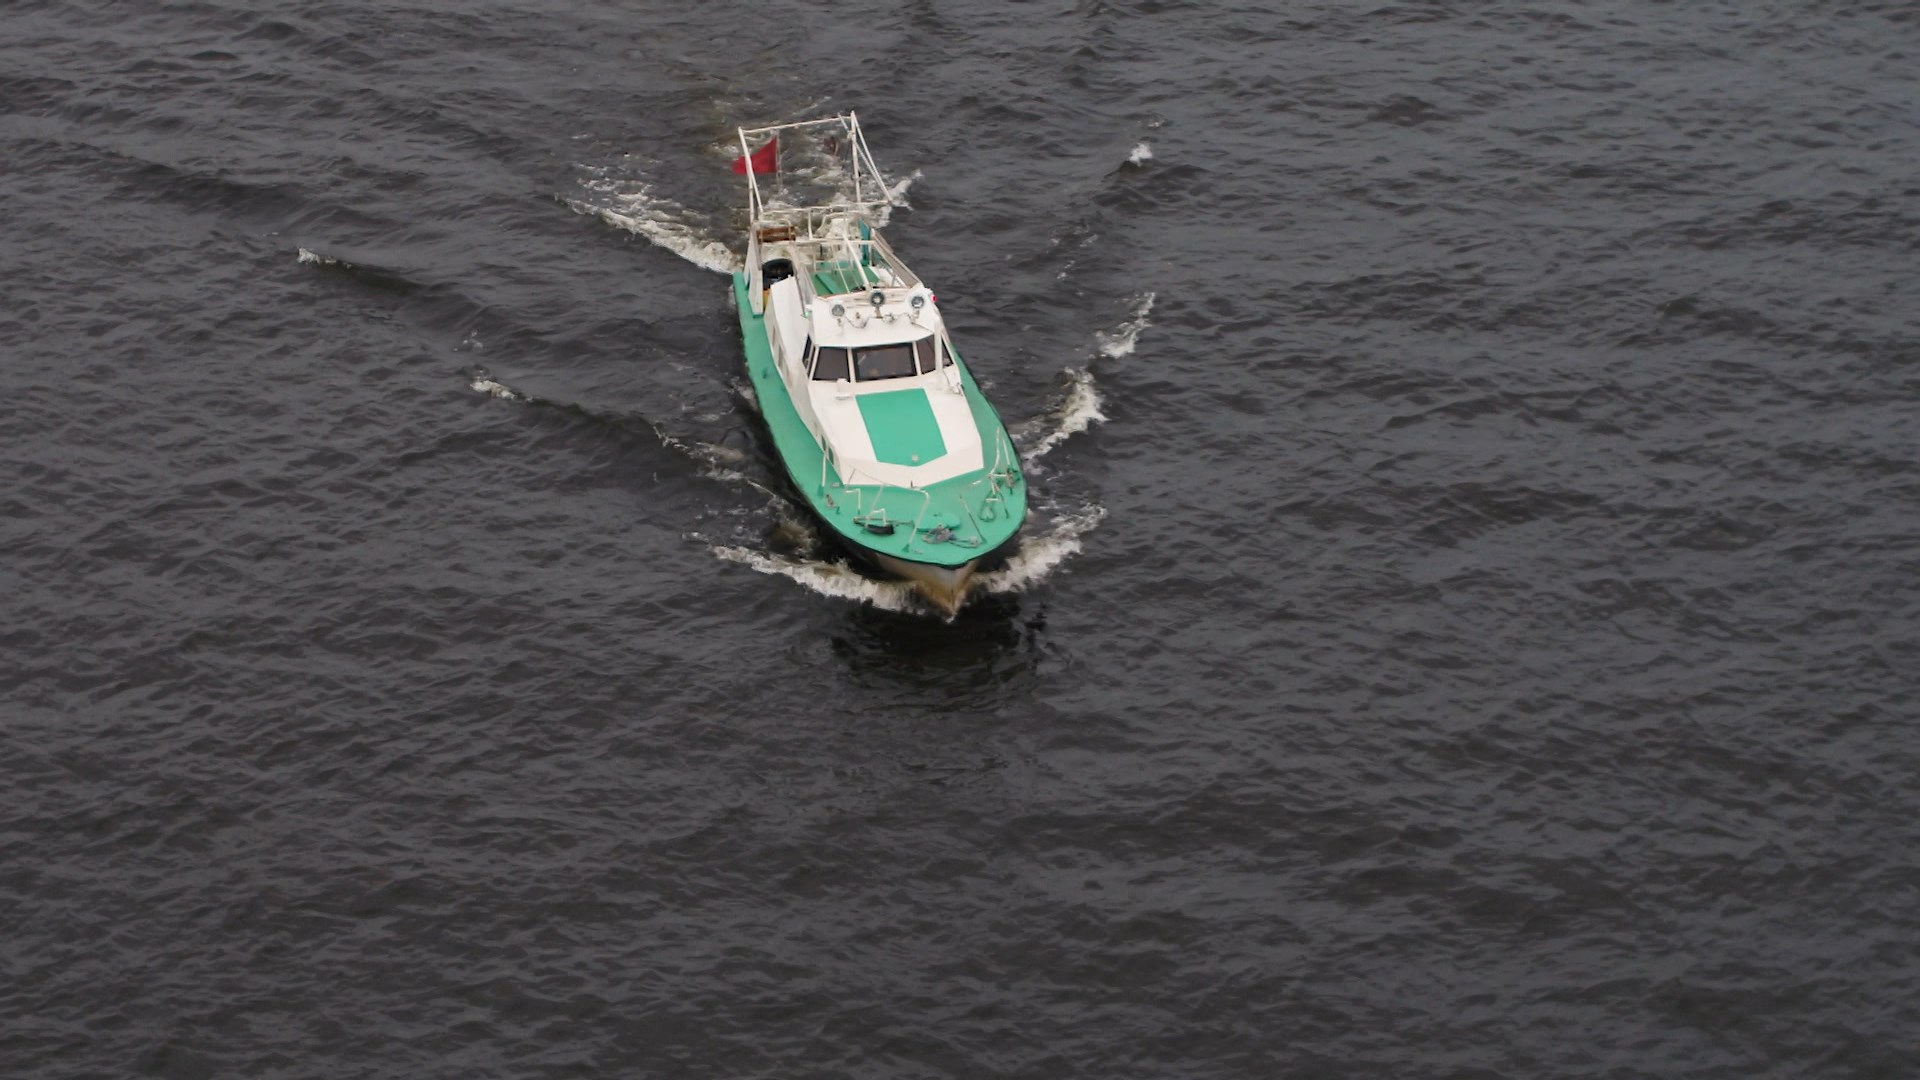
[729,113,1025,614]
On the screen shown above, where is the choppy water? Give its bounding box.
[5,2,1919,1077]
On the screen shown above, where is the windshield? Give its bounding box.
[913,336,952,372]
[812,346,850,381]
[854,343,917,381]
[812,336,953,383]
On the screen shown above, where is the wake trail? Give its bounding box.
[466,368,765,492]
[566,133,919,275]
[976,505,1107,597]
[565,165,740,274]
[294,246,427,295]
[1017,368,1105,468]
[709,546,921,613]
[1014,291,1155,465]
[1096,291,1156,359]
[707,502,1105,614]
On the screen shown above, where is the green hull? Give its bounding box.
[732,272,1025,570]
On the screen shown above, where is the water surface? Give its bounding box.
[4,1,1918,1076]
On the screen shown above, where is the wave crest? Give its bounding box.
[710,546,921,612]
[1019,368,1105,467]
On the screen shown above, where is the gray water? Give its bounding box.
[5,2,1919,1077]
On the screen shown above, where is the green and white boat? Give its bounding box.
[730,113,1025,613]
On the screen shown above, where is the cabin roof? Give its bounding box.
[806,297,942,347]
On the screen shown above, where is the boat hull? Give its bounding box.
[732,272,1025,610]
[873,553,980,617]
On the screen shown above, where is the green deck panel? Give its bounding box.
[810,260,878,297]
[732,272,1024,569]
[855,389,947,466]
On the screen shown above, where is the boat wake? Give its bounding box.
[974,504,1106,597]
[469,369,524,401]
[887,170,920,205]
[466,367,762,490]
[1096,291,1156,358]
[564,138,917,276]
[1016,368,1105,469]
[564,165,740,274]
[708,546,922,613]
[706,501,1104,616]
[758,174,922,233]
[468,348,1106,620]
[1012,292,1155,467]
[295,246,428,296]
[873,169,921,228]
[468,296,1135,618]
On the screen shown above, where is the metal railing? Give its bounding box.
[818,430,1019,553]
[738,112,895,235]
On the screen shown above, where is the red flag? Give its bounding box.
[731,138,777,175]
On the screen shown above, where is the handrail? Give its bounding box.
[990,428,1020,486]
[767,231,922,290]
[737,113,859,140]
[904,488,933,552]
[955,492,989,548]
[973,429,1021,523]
[821,453,946,553]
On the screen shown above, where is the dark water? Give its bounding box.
[5,1,1919,1076]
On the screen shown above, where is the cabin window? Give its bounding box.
[812,345,850,381]
[854,343,918,381]
[913,336,952,374]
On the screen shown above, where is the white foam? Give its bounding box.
[565,180,740,274]
[663,435,774,494]
[657,429,744,470]
[296,247,340,267]
[710,546,920,612]
[1019,368,1106,467]
[1127,142,1154,166]
[469,370,523,401]
[872,168,922,228]
[977,505,1106,596]
[471,379,520,400]
[711,500,1104,612]
[1096,291,1156,358]
[679,439,745,467]
[887,169,921,206]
